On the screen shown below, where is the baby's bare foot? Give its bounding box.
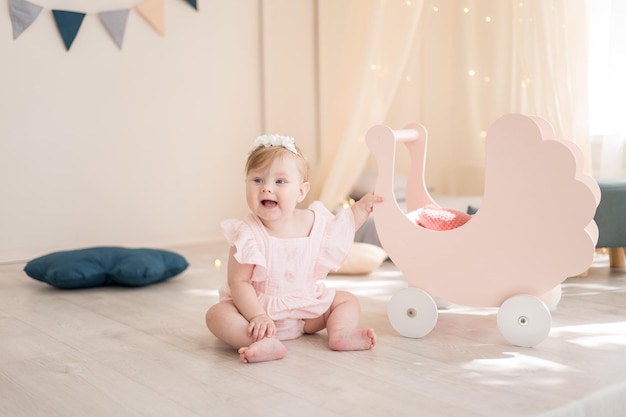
[328,328,376,351]
[238,337,287,363]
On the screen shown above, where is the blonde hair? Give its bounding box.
[245,145,310,182]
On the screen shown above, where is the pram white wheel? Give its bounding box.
[387,288,438,338]
[497,295,552,347]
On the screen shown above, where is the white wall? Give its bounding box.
[1,1,270,262]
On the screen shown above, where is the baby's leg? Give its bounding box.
[306,291,376,351]
[205,301,286,363]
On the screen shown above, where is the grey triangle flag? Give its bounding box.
[10,0,43,40]
[99,9,131,49]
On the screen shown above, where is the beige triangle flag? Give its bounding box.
[134,0,165,35]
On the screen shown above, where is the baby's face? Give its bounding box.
[245,155,309,223]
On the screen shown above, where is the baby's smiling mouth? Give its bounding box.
[261,200,277,207]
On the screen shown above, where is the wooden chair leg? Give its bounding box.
[609,247,626,268]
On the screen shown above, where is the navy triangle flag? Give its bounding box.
[99,9,131,49]
[10,0,43,40]
[52,10,86,50]
[184,0,197,10]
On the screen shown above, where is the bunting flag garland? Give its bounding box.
[8,0,197,51]
[134,0,165,35]
[9,0,42,40]
[99,9,131,49]
[52,10,86,50]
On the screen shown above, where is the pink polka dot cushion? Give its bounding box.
[409,204,472,231]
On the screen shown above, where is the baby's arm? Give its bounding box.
[351,192,384,231]
[226,247,276,341]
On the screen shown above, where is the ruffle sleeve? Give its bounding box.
[312,201,356,272]
[220,218,266,267]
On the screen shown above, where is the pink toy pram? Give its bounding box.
[366,114,600,347]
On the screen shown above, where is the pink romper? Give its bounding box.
[220,201,355,340]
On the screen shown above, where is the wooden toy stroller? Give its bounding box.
[366,114,600,347]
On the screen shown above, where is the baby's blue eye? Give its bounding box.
[253,178,263,184]
[275,179,285,185]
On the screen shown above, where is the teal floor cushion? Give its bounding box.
[24,247,189,289]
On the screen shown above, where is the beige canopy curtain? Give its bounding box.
[262,0,591,208]
[306,0,590,206]
[308,0,425,208]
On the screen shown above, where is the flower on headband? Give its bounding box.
[252,134,298,155]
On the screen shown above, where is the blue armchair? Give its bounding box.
[595,179,626,267]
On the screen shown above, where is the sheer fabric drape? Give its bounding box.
[311,0,590,207]
[310,0,424,207]
[509,0,590,171]
[588,0,626,179]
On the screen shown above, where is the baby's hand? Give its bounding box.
[247,314,276,341]
[357,192,384,213]
[352,192,384,230]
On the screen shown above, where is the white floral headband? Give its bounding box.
[251,134,298,156]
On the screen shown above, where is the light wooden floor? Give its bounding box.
[1,243,626,417]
